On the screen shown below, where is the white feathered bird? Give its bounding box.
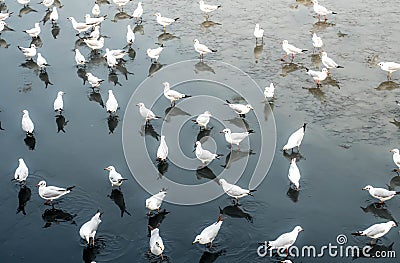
[79,211,102,246]
[106,90,118,113]
[146,189,167,214]
[219,178,256,204]
[281,40,307,61]
[378,62,400,80]
[14,158,29,183]
[195,141,222,165]
[192,111,212,130]
[288,158,301,190]
[194,39,217,61]
[163,82,191,106]
[267,226,304,252]
[352,221,396,242]
[220,128,254,149]
[149,228,165,260]
[157,135,168,161]
[264,83,275,100]
[136,103,161,123]
[193,214,223,248]
[21,110,34,135]
[53,91,65,113]
[283,123,307,152]
[104,166,127,187]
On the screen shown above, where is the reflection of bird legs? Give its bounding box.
[280,54,287,61]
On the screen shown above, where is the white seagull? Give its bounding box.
[193,214,223,248]
[147,45,163,62]
[352,221,396,243]
[37,180,75,204]
[288,158,301,190]
[225,100,254,117]
[136,103,161,123]
[220,128,254,150]
[92,3,101,17]
[18,0,31,6]
[21,110,34,135]
[24,22,41,38]
[36,53,49,71]
[126,25,135,45]
[362,185,400,204]
[163,82,191,106]
[0,21,7,33]
[321,52,343,74]
[157,135,168,162]
[281,40,307,61]
[145,189,167,214]
[267,226,304,253]
[89,25,100,40]
[154,12,179,32]
[312,33,323,51]
[390,148,400,171]
[195,141,222,166]
[254,24,264,43]
[74,49,87,66]
[49,7,58,24]
[0,11,12,21]
[39,0,54,9]
[67,17,95,36]
[132,2,143,23]
[264,83,275,100]
[84,14,107,26]
[105,49,118,68]
[219,178,256,204]
[104,48,127,60]
[312,0,337,21]
[86,73,104,88]
[149,227,165,260]
[53,91,65,113]
[306,68,328,86]
[79,211,102,246]
[14,158,29,183]
[104,166,127,187]
[18,44,37,60]
[192,111,212,130]
[84,37,104,51]
[106,90,118,113]
[193,39,217,61]
[283,123,307,152]
[112,0,131,10]
[199,0,221,18]
[377,62,400,80]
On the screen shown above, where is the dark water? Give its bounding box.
[1,0,400,262]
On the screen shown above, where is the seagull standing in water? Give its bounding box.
[104,166,127,187]
[283,123,307,152]
[321,52,343,74]
[136,103,161,123]
[199,0,221,19]
[163,82,191,106]
[312,33,323,52]
[49,7,58,24]
[305,68,328,87]
[193,214,223,248]
[288,158,301,191]
[74,49,87,67]
[220,128,254,150]
[86,73,104,88]
[23,22,41,38]
[92,3,100,17]
[362,185,400,204]
[39,0,54,10]
[219,179,256,204]
[18,44,37,60]
[106,90,118,114]
[126,25,135,46]
[146,189,167,214]
[149,227,165,260]
[195,141,223,166]
[225,100,253,118]
[312,0,337,21]
[266,226,304,255]
[254,24,264,44]
[14,158,29,184]
[21,110,34,136]
[146,45,163,62]
[53,91,65,113]
[67,17,95,36]
[157,135,168,162]
[377,62,400,80]
[390,148,400,172]
[281,40,307,61]
[352,221,396,244]
[192,111,212,130]
[132,2,143,24]
[37,180,75,205]
[194,39,217,61]
[154,12,179,32]
[264,83,275,100]
[80,211,102,246]
[36,53,50,72]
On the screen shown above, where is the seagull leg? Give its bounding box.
[209,242,213,248]
[160,253,164,261]
[280,54,288,61]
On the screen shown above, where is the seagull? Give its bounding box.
[193,39,217,61]
[104,166,127,187]
[390,149,400,172]
[312,33,323,52]
[18,44,37,60]
[281,40,307,61]
[377,62,400,80]
[83,37,104,51]
[192,111,212,130]
[267,226,304,254]
[199,0,221,19]
[105,49,118,68]
[312,0,337,21]
[288,158,300,190]
[264,83,275,100]
[146,189,167,214]
[92,3,100,17]
[352,221,396,244]
[195,141,223,166]
[67,17,95,36]
[283,123,307,152]
[225,100,254,118]
[18,0,30,5]
[53,91,65,113]
[104,48,127,60]
[49,7,58,24]
[24,22,40,38]
[219,178,256,204]
[136,103,161,123]
[21,110,34,136]
[163,82,191,106]
[132,2,143,23]
[79,211,102,246]
[36,53,50,71]
[74,49,87,66]
[362,185,400,204]
[305,68,328,87]
[0,21,7,33]
[254,24,264,44]
[86,73,104,88]
[88,25,100,40]
[149,227,165,260]
[112,0,132,10]
[126,25,135,45]
[157,135,168,162]
[321,52,343,74]
[0,11,12,21]
[36,180,75,204]
[146,45,163,62]
[106,90,118,113]
[84,14,107,25]
[154,12,179,32]
[220,128,254,150]
[14,158,29,184]
[193,214,223,248]
[39,0,54,9]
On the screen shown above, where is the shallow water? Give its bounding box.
[1,0,400,262]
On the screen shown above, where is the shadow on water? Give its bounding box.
[280,62,303,77]
[199,249,225,263]
[254,44,263,64]
[312,21,335,32]
[375,81,399,91]
[16,185,31,215]
[157,32,178,45]
[0,37,10,48]
[148,209,169,237]
[111,11,133,22]
[219,205,253,223]
[107,115,119,134]
[55,114,68,133]
[200,20,221,31]
[133,24,144,35]
[116,63,133,80]
[263,102,274,121]
[196,166,219,185]
[24,134,36,150]
[127,47,136,60]
[88,90,105,108]
[221,149,255,169]
[287,187,300,203]
[303,86,327,104]
[39,71,53,88]
[164,106,191,122]
[360,203,396,222]
[108,189,131,217]
[30,36,42,48]
[18,6,38,17]
[194,61,215,74]
[139,123,160,141]
[310,53,321,68]
[389,176,400,190]
[51,25,60,39]
[82,239,106,263]
[283,151,306,163]
[77,68,87,85]
[148,62,164,77]
[42,207,76,228]
[108,71,121,86]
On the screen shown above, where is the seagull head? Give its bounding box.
[294,226,304,232]
[57,91,65,96]
[18,158,24,163]
[322,68,328,73]
[291,158,296,163]
[36,180,46,187]
[389,221,397,228]
[204,111,212,116]
[104,165,115,172]
[390,148,399,154]
[193,39,199,45]
[94,210,103,221]
[220,128,231,134]
[30,44,36,49]
[246,104,254,110]
[162,82,170,90]
[311,0,318,4]
[219,179,226,185]
[193,235,202,244]
[282,40,288,45]
[255,23,260,30]
[362,185,372,191]
[154,12,161,17]
[138,2,143,6]
[34,22,40,28]
[108,89,113,95]
[321,51,327,57]
[136,102,144,108]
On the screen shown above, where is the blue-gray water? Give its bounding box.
[1,0,400,262]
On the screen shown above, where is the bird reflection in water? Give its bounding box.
[41,9,51,25]
[310,53,321,68]
[20,59,38,72]
[264,102,274,121]
[287,187,300,203]
[0,37,10,48]
[361,203,396,222]
[77,67,87,85]
[224,117,249,130]
[148,209,169,237]
[164,106,191,122]
[221,149,255,169]
[157,32,178,45]
[283,150,305,162]
[107,115,119,134]
[376,81,399,91]
[389,119,400,129]
[51,24,60,39]
[197,127,213,142]
[24,134,36,150]
[312,21,335,32]
[148,62,164,77]
[55,114,68,133]
[303,86,326,104]
[127,47,136,60]
[133,24,144,35]
[254,44,263,64]
[194,61,215,74]
[30,36,42,48]
[39,71,53,88]
[82,239,105,263]
[139,123,160,141]
[18,6,38,17]
[116,63,134,80]
[157,161,169,177]
[88,89,105,108]
[42,207,76,228]
[200,20,221,32]
[108,189,131,217]
[219,205,253,222]
[199,249,225,263]
[281,62,303,77]
[112,11,133,22]
[196,166,219,185]
[108,71,122,86]
[16,185,31,215]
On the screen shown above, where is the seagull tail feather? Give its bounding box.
[66,186,76,191]
[351,232,362,236]
[337,65,344,68]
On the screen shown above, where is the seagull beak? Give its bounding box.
[104,167,109,171]
[192,241,197,244]
[219,131,224,133]
[390,150,394,153]
[35,184,39,187]
[362,187,367,190]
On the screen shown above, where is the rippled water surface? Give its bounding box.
[1,0,400,262]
